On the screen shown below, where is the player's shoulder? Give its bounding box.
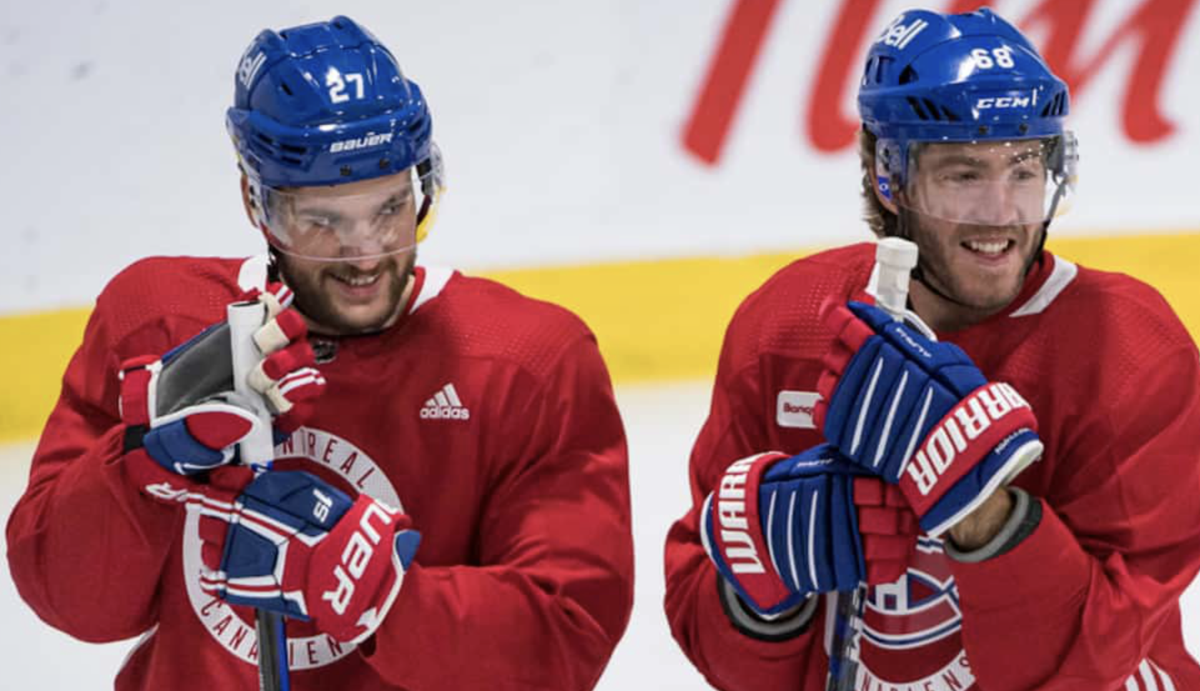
[413,267,598,380]
[97,255,247,345]
[725,242,875,357]
[749,242,875,303]
[1051,255,1194,354]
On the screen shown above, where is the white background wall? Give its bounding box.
[2,0,1198,314]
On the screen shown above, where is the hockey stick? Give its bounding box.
[824,237,918,691]
[228,300,290,691]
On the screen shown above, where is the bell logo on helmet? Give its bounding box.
[329,133,395,154]
[877,15,928,50]
[238,51,266,90]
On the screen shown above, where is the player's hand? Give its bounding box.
[814,300,1043,537]
[194,468,420,645]
[119,283,326,475]
[701,443,918,617]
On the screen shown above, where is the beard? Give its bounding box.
[275,251,417,336]
[902,209,1044,314]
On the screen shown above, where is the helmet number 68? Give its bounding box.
[971,46,1015,69]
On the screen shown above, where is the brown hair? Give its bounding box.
[858,128,899,239]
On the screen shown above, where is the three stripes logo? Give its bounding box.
[420,383,471,421]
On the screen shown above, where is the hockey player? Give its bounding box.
[664,8,1200,690]
[6,16,634,691]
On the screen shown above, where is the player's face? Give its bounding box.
[902,141,1047,312]
[271,173,418,335]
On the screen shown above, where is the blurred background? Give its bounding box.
[1,0,1197,688]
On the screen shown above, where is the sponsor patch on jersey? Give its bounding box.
[776,391,821,429]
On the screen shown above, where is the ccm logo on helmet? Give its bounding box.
[906,382,1031,496]
[329,133,395,153]
[716,455,766,574]
[976,95,1033,109]
[322,499,400,615]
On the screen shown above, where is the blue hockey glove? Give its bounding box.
[815,301,1043,537]
[194,468,420,645]
[701,444,918,616]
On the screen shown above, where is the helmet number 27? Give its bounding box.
[971,46,1015,70]
[327,69,365,104]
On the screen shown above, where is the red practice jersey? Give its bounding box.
[664,243,1200,691]
[7,255,634,690]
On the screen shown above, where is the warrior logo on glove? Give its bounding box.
[701,444,918,616]
[815,300,1043,537]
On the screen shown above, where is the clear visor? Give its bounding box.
[881,133,1078,227]
[256,150,444,263]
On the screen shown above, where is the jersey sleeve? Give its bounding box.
[950,314,1200,688]
[362,332,635,690]
[663,296,829,691]
[4,284,194,642]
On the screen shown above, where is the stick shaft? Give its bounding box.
[227,301,289,691]
[825,238,919,691]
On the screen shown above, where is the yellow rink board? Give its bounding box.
[1,232,1197,444]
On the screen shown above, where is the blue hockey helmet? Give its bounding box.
[228,16,444,258]
[858,8,1077,226]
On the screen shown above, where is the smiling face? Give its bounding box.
[900,139,1049,313]
[260,171,419,335]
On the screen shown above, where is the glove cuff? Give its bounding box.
[716,573,819,642]
[945,487,1042,563]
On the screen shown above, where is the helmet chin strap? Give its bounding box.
[893,210,1048,310]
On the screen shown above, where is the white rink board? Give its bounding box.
[2,0,1200,313]
[1,381,1198,689]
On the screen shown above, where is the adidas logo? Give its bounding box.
[420,383,471,421]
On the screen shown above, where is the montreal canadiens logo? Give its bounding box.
[858,537,978,690]
[181,427,403,670]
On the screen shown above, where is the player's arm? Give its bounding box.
[5,290,187,641]
[949,341,1200,690]
[663,300,830,691]
[6,270,320,642]
[361,332,635,690]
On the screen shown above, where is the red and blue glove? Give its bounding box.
[815,301,1043,537]
[119,283,326,475]
[192,468,420,645]
[701,444,917,616]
